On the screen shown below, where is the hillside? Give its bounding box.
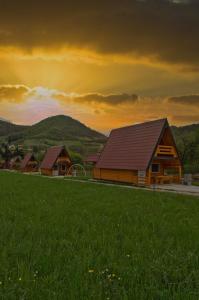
[171,123,199,172]
[25,115,105,140]
[172,123,199,139]
[0,115,106,157]
[0,120,28,137]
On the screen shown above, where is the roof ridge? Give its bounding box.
[111,118,167,133]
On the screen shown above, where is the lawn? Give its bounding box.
[0,172,199,299]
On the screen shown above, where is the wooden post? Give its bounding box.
[179,165,182,183]
[148,169,151,186]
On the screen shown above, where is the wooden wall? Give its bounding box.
[93,168,138,185]
[93,161,182,186]
[149,158,182,184]
[22,166,38,173]
[41,169,53,176]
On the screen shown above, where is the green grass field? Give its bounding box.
[1,172,199,299]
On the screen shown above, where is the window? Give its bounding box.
[151,163,160,173]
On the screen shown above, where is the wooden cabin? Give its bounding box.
[40,145,71,176]
[21,153,38,172]
[10,156,22,170]
[93,119,182,186]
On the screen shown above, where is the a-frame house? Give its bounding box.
[93,118,182,186]
[21,153,38,172]
[40,146,71,176]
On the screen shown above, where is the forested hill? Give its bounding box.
[0,115,107,157]
[172,123,199,172]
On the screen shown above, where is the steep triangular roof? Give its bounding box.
[40,146,70,170]
[96,118,169,171]
[21,153,35,169]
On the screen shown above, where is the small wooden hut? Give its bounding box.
[93,118,182,186]
[21,153,38,172]
[10,156,22,170]
[40,145,71,176]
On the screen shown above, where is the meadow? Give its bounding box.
[0,172,199,299]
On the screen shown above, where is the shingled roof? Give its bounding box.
[21,153,34,169]
[40,146,69,170]
[85,153,101,164]
[96,118,168,171]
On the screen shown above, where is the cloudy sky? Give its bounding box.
[0,0,199,132]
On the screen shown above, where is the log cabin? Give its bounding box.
[21,153,38,172]
[93,118,182,186]
[40,145,71,176]
[10,156,22,170]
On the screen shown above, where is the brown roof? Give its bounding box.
[40,146,70,170]
[21,153,35,169]
[85,153,101,163]
[96,118,168,171]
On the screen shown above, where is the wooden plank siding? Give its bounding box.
[93,168,138,185]
[40,169,53,176]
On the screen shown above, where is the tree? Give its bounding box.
[0,141,24,168]
[69,152,83,165]
[0,142,13,168]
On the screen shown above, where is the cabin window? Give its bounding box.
[151,163,160,173]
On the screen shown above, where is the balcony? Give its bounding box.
[155,145,177,157]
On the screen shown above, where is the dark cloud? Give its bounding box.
[72,93,138,105]
[168,95,199,105]
[0,85,138,106]
[0,85,29,102]
[56,92,138,106]
[0,0,198,68]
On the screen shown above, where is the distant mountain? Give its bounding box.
[0,117,11,122]
[172,123,199,138]
[25,115,105,140]
[0,115,106,156]
[0,119,28,137]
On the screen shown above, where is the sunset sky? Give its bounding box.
[0,0,199,133]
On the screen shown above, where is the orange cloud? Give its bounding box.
[0,85,198,131]
[0,85,29,103]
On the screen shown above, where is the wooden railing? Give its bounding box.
[155,145,176,157]
[151,175,180,184]
[57,157,71,163]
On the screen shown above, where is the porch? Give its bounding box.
[148,154,182,185]
[53,159,71,176]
